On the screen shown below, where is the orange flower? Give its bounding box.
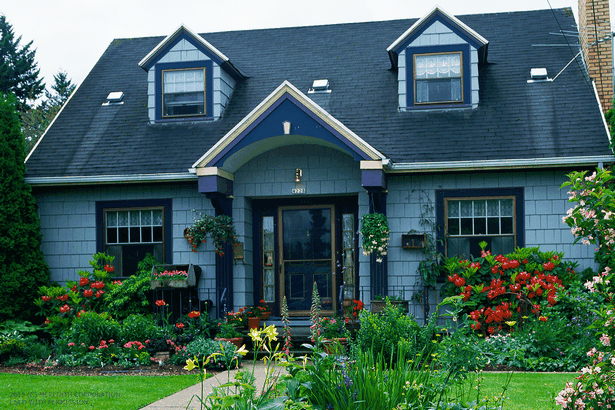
[155,299,166,307]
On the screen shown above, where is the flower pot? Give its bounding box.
[151,263,202,288]
[247,317,261,330]
[322,338,348,355]
[260,312,271,320]
[153,351,170,363]
[215,337,243,348]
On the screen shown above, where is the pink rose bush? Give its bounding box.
[555,169,615,409]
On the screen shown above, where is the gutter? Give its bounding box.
[25,172,197,187]
[386,155,615,173]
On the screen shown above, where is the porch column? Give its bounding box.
[361,161,388,299]
[197,167,235,318]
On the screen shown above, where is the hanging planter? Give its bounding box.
[359,213,390,263]
[150,264,201,288]
[183,212,239,256]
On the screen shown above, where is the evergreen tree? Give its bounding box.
[45,71,75,107]
[22,71,75,153]
[0,94,50,322]
[605,103,615,152]
[0,15,45,113]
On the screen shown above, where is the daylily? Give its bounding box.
[184,357,198,371]
[263,324,278,341]
[249,327,262,342]
[236,345,248,356]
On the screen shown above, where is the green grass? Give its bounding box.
[459,372,577,410]
[0,373,198,410]
[0,371,578,410]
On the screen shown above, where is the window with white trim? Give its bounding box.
[444,196,517,258]
[414,52,462,104]
[104,208,165,276]
[162,68,206,117]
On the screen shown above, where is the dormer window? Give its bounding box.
[162,68,206,117]
[387,7,488,111]
[414,52,462,104]
[139,25,245,123]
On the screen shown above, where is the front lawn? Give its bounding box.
[476,373,576,410]
[0,373,197,410]
[0,370,577,410]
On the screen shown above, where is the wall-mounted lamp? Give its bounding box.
[283,121,291,135]
[295,169,302,183]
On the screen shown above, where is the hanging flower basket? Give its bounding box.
[183,212,239,256]
[360,213,390,263]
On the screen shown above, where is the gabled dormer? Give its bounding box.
[139,25,244,123]
[387,7,488,111]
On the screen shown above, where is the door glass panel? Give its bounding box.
[282,208,333,312]
[262,216,275,303]
[342,213,355,300]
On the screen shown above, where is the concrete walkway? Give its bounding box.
[139,361,283,410]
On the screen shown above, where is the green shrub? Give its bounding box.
[61,311,120,347]
[170,337,241,370]
[0,331,28,361]
[438,327,489,380]
[102,253,156,320]
[0,94,50,322]
[35,253,119,336]
[119,314,162,345]
[356,299,420,360]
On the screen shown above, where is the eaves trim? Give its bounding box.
[138,24,229,70]
[387,6,488,53]
[25,173,197,187]
[191,80,385,169]
[388,156,615,173]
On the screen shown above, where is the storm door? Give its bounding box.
[279,205,335,315]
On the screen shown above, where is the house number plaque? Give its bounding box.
[291,187,306,194]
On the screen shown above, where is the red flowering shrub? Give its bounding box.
[442,243,577,336]
[34,253,121,335]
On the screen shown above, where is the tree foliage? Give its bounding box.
[605,104,615,152]
[21,71,75,153]
[0,94,50,322]
[0,15,44,113]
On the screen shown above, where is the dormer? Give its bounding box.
[387,7,488,111]
[139,25,244,123]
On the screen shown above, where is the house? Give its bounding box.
[25,1,614,322]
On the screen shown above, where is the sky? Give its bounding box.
[1,0,612,92]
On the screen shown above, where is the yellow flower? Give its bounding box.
[263,324,278,341]
[505,321,517,327]
[184,357,197,371]
[236,345,248,357]
[249,327,262,342]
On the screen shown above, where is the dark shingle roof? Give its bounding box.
[25,8,612,178]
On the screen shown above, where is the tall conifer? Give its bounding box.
[0,94,49,321]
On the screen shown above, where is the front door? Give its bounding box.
[279,206,335,315]
[254,196,358,317]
